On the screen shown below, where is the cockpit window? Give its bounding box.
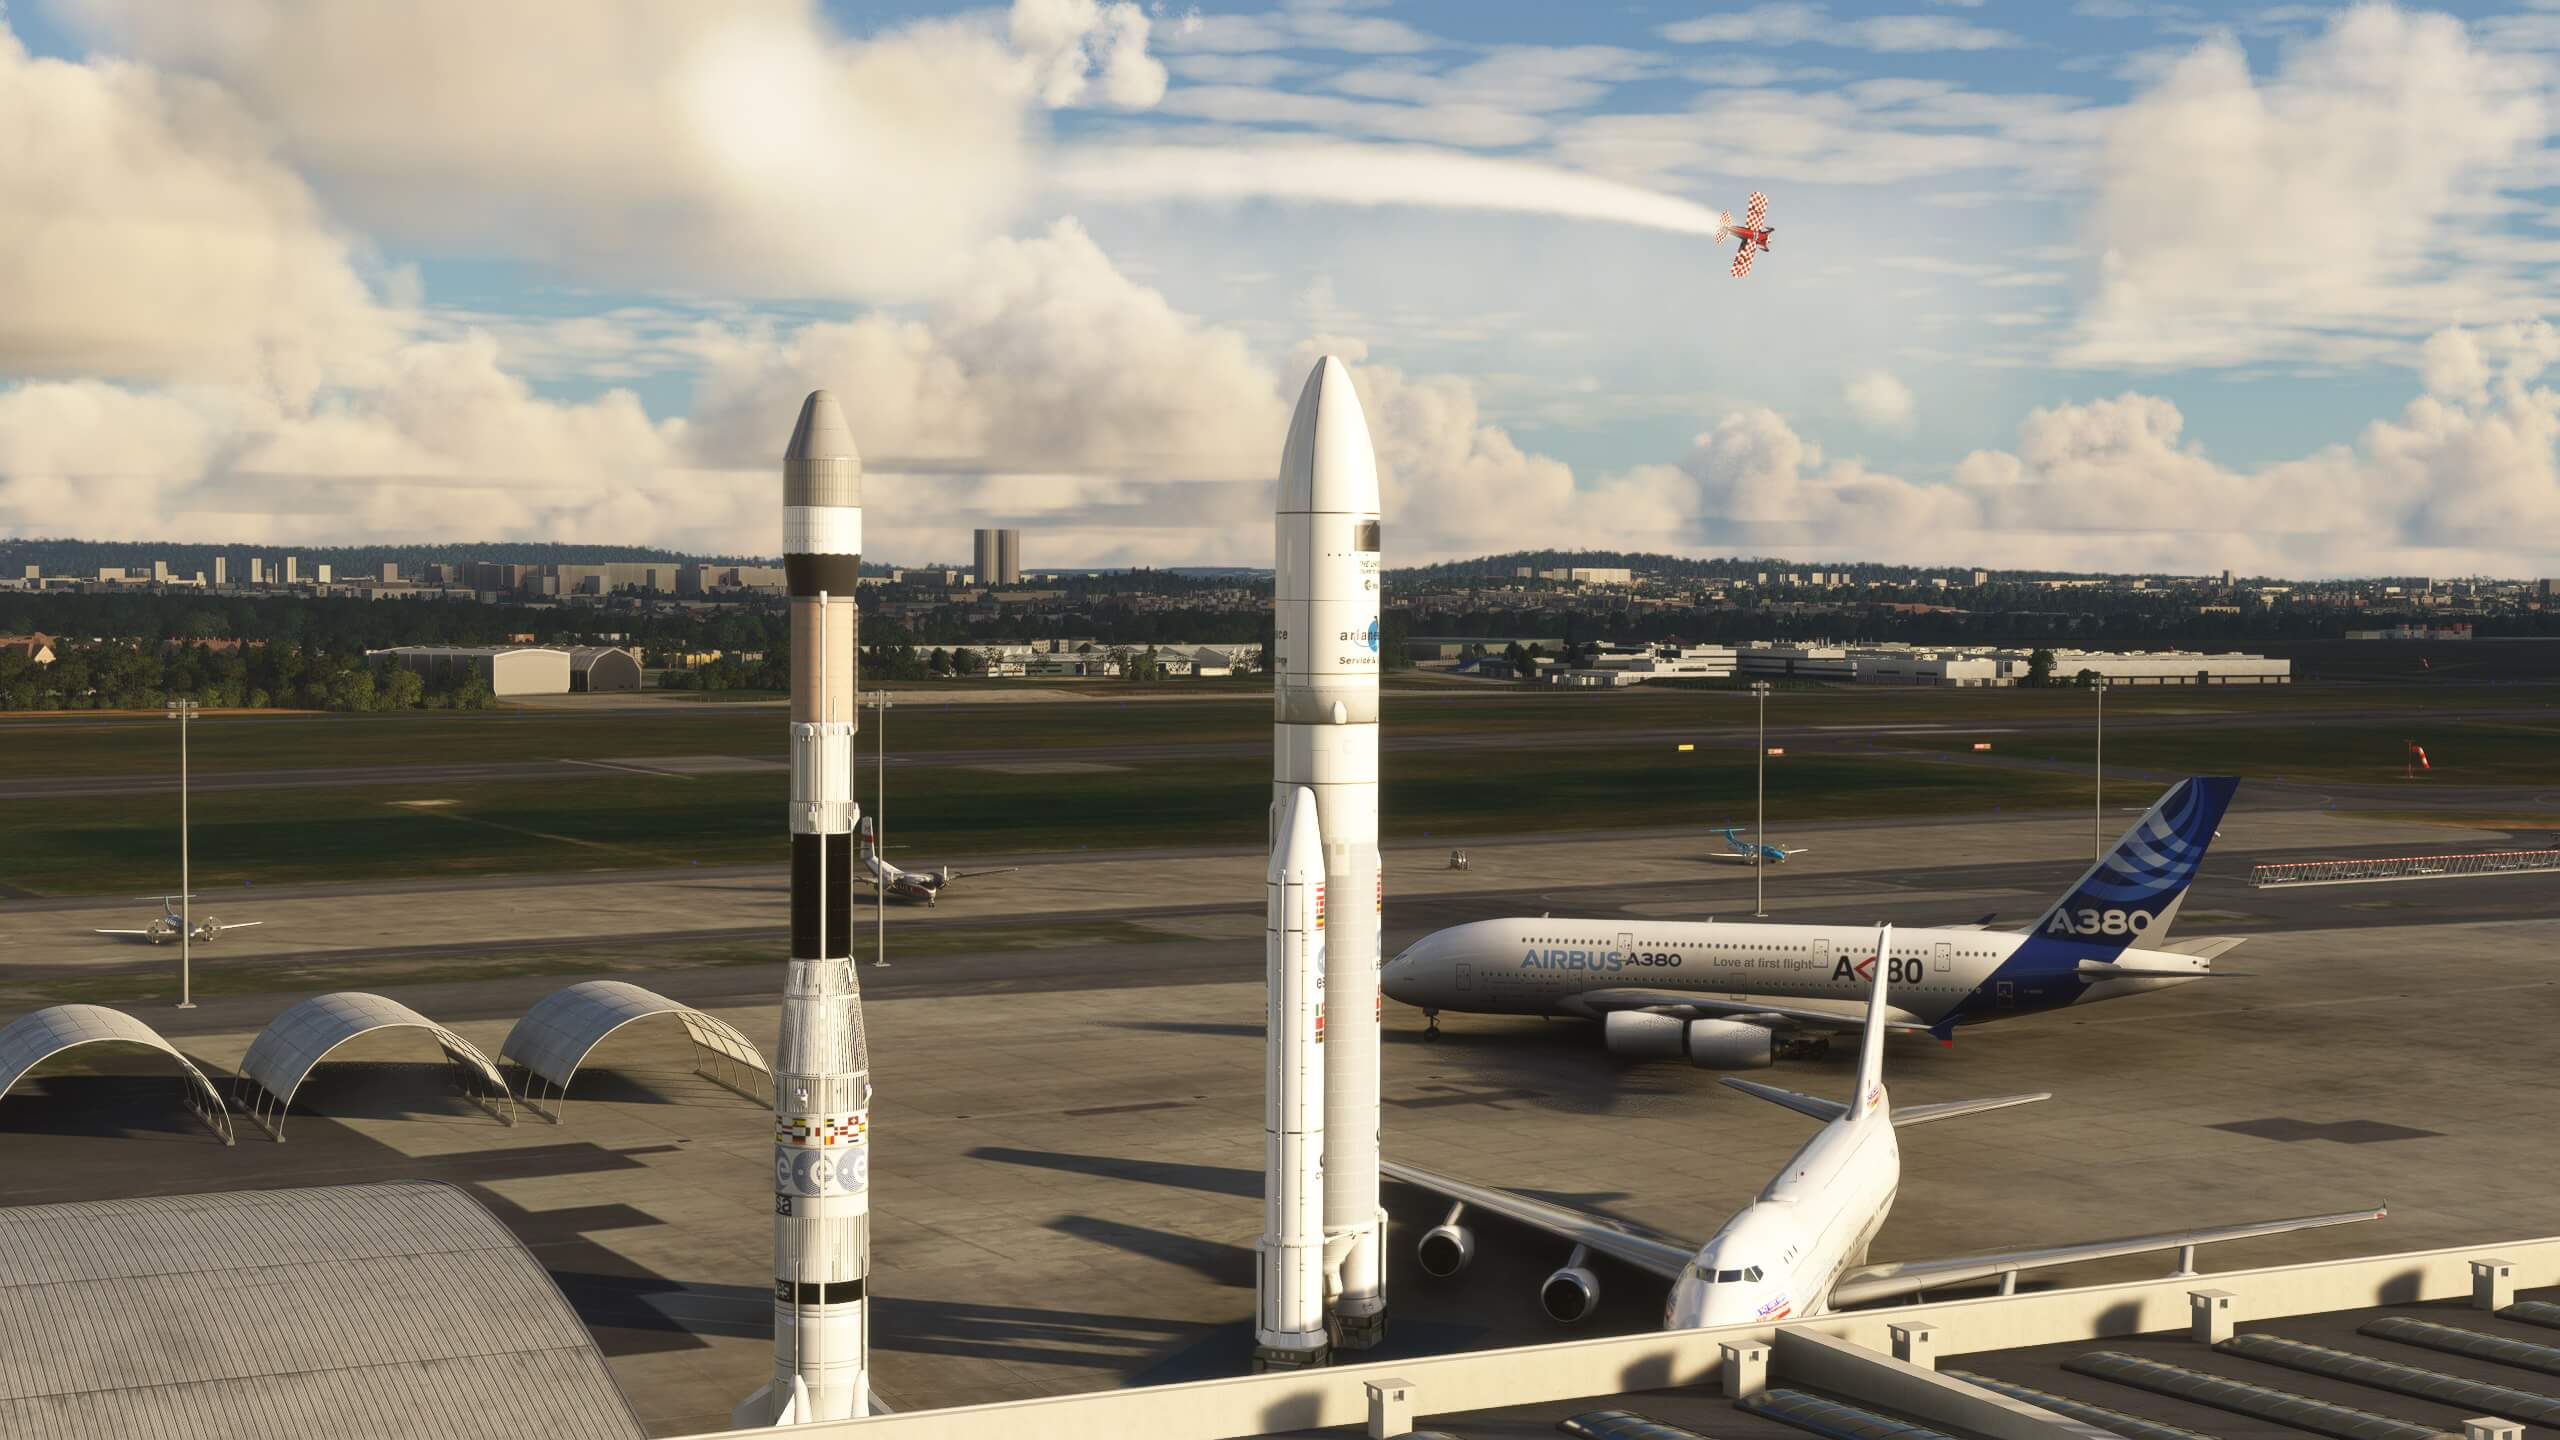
[1745,1266,1764,1282]
[1713,1269,1744,1283]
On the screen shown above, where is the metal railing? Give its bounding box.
[2251,848,2560,888]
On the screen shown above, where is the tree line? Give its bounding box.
[0,638,497,712]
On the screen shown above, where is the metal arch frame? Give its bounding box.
[505,1004,775,1123]
[231,1017,515,1142]
[0,1009,235,1146]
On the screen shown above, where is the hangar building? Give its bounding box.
[366,644,573,696]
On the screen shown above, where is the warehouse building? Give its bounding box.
[1736,643,2290,686]
[366,645,573,696]
[566,646,642,692]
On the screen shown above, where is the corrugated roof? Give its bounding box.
[0,1182,643,1440]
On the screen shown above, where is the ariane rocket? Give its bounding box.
[739,389,874,1425]
[1272,356,1387,1348]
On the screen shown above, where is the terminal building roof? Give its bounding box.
[0,1182,644,1440]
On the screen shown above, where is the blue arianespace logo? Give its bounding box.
[1361,619,1380,653]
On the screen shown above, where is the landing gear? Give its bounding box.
[1776,1034,1831,1062]
[1423,1009,1441,1041]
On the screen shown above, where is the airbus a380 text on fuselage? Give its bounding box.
[1383,777,2244,1065]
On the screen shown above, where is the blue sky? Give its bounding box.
[4,0,2558,575]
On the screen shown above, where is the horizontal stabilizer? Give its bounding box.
[2077,959,2249,979]
[2157,936,2248,961]
[1892,1092,2049,1128]
[1720,1077,1845,1123]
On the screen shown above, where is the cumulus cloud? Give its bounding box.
[0,26,400,397]
[1843,370,1916,429]
[1630,321,2560,575]
[2064,4,2551,369]
[54,0,1167,301]
[1014,0,1169,108]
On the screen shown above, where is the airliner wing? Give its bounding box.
[1828,1206,2387,1308]
[945,867,1021,881]
[1564,988,1935,1035]
[92,928,153,936]
[212,921,263,932]
[1381,1159,1696,1280]
[1721,1079,2047,1129]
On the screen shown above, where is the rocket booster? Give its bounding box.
[1255,786,1329,1370]
[741,389,873,1426]
[1272,356,1386,1347]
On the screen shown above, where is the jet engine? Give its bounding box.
[1417,1222,1475,1278]
[1601,1010,1687,1060]
[1602,1012,1773,1069]
[1683,1018,1774,1070]
[1540,1261,1600,1323]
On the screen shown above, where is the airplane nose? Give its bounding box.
[1381,942,1423,1000]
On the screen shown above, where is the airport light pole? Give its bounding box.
[2093,678,2108,864]
[167,698,197,1008]
[870,691,890,967]
[1752,680,1772,918]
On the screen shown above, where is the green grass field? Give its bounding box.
[6,678,2545,777]
[0,743,2093,895]
[7,679,2553,897]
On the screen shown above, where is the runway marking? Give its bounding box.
[1813,725,2022,734]
[389,801,679,863]
[965,760,1131,774]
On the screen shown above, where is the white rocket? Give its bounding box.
[1255,785,1329,1370]
[737,390,875,1426]
[1272,356,1387,1348]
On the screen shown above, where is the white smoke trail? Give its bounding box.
[1050,141,1727,237]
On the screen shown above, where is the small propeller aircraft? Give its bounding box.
[93,896,262,945]
[1714,826,1807,866]
[858,818,1019,907]
[1716,191,1774,277]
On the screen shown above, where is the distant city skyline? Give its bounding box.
[2,0,2556,575]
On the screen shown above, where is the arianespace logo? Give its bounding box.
[1361,619,1380,653]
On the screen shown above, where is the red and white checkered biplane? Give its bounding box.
[1716,192,1774,278]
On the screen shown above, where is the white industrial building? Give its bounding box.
[366,645,574,696]
[1556,642,1739,685]
[1736,643,2289,686]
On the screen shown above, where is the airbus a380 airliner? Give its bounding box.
[1386,922,2384,1328]
[1383,776,2243,1064]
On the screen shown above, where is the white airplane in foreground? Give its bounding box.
[1385,776,2244,1058]
[1387,922,2386,1329]
[93,896,262,945]
[858,818,1018,907]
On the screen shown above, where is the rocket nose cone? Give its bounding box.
[786,389,860,466]
[1278,355,1379,514]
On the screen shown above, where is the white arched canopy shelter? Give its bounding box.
[0,1004,234,1145]
[502,979,772,1120]
[234,992,514,1140]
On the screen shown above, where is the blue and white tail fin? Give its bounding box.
[2033,776,2238,954]
[1852,923,1891,1120]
